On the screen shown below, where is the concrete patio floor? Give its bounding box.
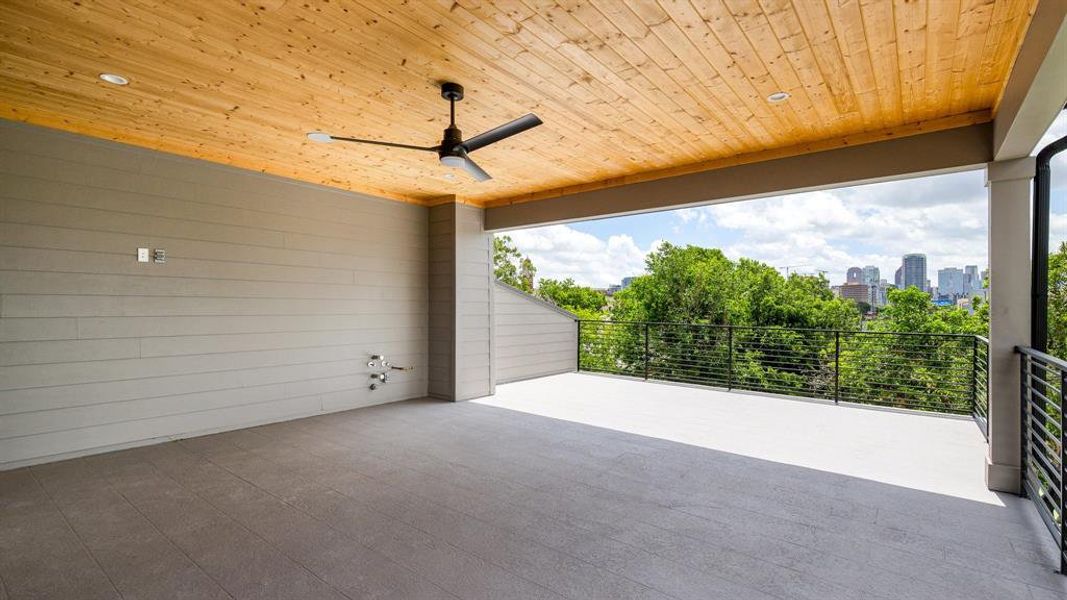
[1,373,1063,599]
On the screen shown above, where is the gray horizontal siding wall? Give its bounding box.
[493,282,576,384]
[0,120,428,469]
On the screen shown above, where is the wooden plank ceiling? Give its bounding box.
[0,0,1038,207]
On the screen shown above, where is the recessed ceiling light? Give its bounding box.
[306,132,333,143]
[767,91,790,103]
[443,173,456,180]
[99,73,129,86]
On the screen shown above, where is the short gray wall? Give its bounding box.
[0,120,429,469]
[493,282,577,384]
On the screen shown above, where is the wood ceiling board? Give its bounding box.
[0,0,1039,206]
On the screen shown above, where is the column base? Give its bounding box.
[985,458,1022,494]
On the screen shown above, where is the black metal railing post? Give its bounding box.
[727,325,734,390]
[834,331,841,404]
[1061,368,1067,574]
[1020,352,1029,504]
[643,322,650,380]
[576,320,582,373]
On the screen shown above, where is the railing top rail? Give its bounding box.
[1016,345,1067,371]
[578,319,982,339]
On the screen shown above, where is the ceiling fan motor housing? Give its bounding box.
[439,125,464,158]
[440,82,464,101]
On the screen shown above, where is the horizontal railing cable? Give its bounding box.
[578,320,984,416]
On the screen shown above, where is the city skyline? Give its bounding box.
[833,255,985,309]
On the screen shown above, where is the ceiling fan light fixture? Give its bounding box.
[439,154,466,168]
[306,132,333,143]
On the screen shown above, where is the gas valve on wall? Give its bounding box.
[367,354,414,390]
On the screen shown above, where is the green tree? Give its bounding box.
[833,286,987,413]
[519,257,537,293]
[1050,241,1067,358]
[536,278,605,313]
[493,235,535,293]
[585,243,860,398]
[608,243,858,329]
[869,286,986,335]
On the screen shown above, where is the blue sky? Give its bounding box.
[507,112,1067,289]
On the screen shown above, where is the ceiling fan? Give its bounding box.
[306,82,542,182]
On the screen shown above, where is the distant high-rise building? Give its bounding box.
[838,283,871,307]
[876,279,889,306]
[938,267,967,299]
[862,266,880,286]
[902,254,927,291]
[964,265,979,295]
[894,266,903,289]
[846,267,863,284]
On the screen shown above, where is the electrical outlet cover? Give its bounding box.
[137,248,149,262]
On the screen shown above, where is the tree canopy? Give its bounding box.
[608,243,860,330]
[1050,241,1067,358]
[869,286,987,335]
[493,235,535,293]
[536,278,606,315]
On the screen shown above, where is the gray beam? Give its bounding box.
[485,123,992,231]
[993,1,1067,161]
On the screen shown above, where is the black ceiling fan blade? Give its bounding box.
[328,136,439,152]
[461,113,542,152]
[458,149,492,181]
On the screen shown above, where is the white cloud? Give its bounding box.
[506,225,657,288]
[691,170,990,285]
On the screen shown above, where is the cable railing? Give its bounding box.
[577,320,989,417]
[973,336,990,438]
[1017,346,1066,574]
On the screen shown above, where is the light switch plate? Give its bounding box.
[137,248,149,262]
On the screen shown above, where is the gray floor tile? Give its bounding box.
[4,381,1065,600]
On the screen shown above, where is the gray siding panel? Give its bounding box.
[426,203,494,401]
[427,204,455,399]
[492,282,577,384]
[0,121,428,469]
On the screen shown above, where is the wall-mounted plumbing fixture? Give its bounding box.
[368,355,415,371]
[368,354,414,390]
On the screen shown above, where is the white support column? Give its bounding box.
[427,201,495,401]
[984,157,1035,493]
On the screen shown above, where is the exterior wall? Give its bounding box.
[493,282,576,383]
[427,202,494,401]
[0,121,428,469]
